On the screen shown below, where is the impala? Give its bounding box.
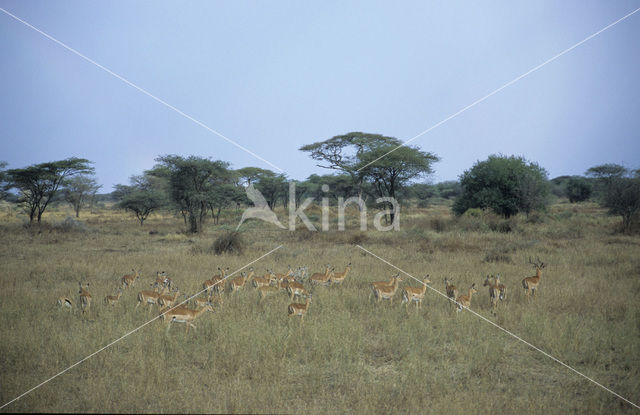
[288,294,312,324]
[401,276,431,312]
[311,266,333,286]
[213,267,230,294]
[330,263,352,285]
[192,294,212,309]
[161,304,213,333]
[483,275,500,314]
[121,269,140,289]
[104,289,123,306]
[152,271,172,292]
[230,271,250,293]
[136,286,169,311]
[275,265,294,281]
[444,278,458,309]
[203,267,225,294]
[456,283,478,313]
[78,282,92,314]
[310,264,330,283]
[258,277,282,301]
[373,274,403,304]
[57,297,73,311]
[252,270,275,289]
[522,257,545,299]
[495,274,507,301]
[158,289,181,310]
[286,280,308,301]
[369,273,399,300]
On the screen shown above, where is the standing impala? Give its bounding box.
[161,304,213,333]
[373,274,403,304]
[252,270,275,289]
[310,264,331,285]
[444,278,458,309]
[158,289,181,310]
[136,286,169,311]
[288,294,312,324]
[329,263,352,285]
[456,283,477,313]
[402,276,431,312]
[483,275,500,314]
[370,274,400,300]
[258,277,282,301]
[522,257,545,299]
[78,282,92,314]
[121,269,140,289]
[230,271,250,293]
[104,289,123,306]
[287,280,307,301]
[311,266,333,286]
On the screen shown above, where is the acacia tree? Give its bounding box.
[6,158,94,224]
[357,144,438,222]
[587,164,640,232]
[453,155,549,218]
[154,155,231,233]
[63,175,102,217]
[300,132,439,222]
[114,174,167,226]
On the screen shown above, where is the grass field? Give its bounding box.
[0,202,639,413]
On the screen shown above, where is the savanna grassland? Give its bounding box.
[0,201,639,413]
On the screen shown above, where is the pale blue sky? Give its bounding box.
[1,1,639,191]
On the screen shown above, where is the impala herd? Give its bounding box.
[56,258,546,332]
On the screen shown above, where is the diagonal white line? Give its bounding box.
[356,7,640,173]
[0,7,285,174]
[356,244,640,410]
[0,244,283,410]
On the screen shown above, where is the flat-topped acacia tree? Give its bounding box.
[6,157,94,225]
[300,132,439,223]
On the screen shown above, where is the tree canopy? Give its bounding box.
[6,158,94,224]
[453,155,549,218]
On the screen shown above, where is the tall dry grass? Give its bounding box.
[0,202,638,413]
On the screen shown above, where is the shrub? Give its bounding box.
[212,231,246,255]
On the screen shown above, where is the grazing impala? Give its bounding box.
[330,263,352,285]
[402,276,431,312]
[288,294,312,324]
[287,280,307,301]
[373,274,403,304]
[78,282,92,314]
[522,257,545,299]
[104,289,123,306]
[456,283,478,313]
[444,278,458,309]
[136,286,169,311]
[121,269,140,289]
[161,304,213,333]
